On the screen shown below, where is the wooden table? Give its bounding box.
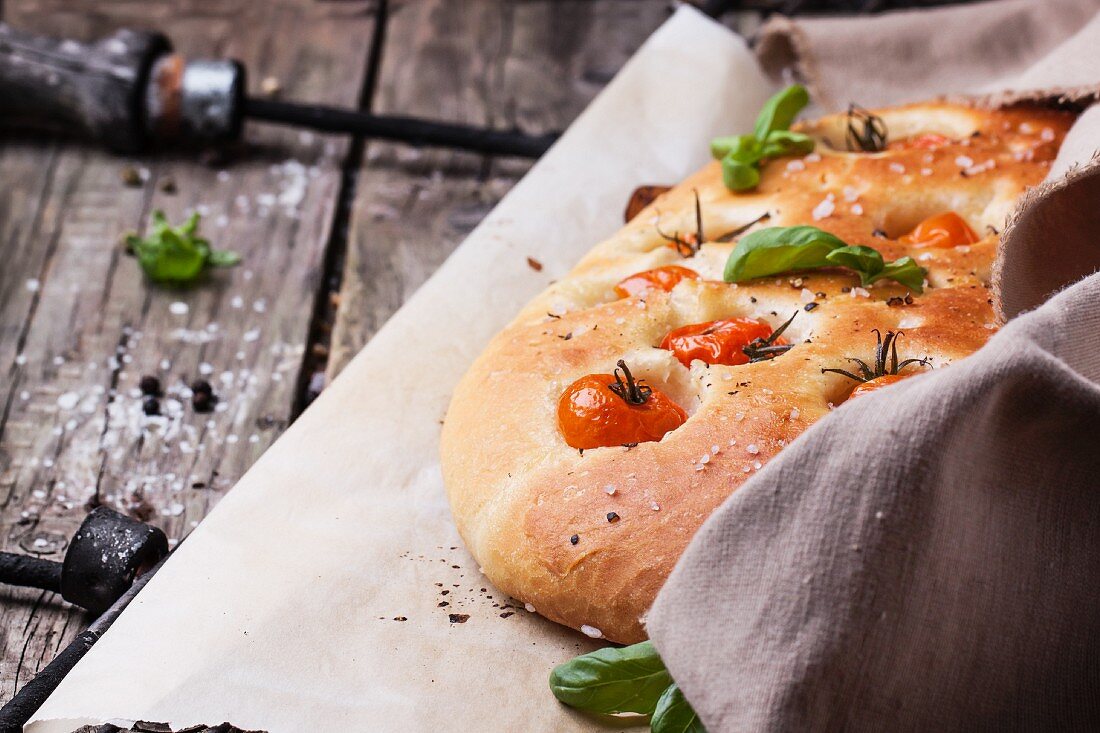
[0,1,748,727]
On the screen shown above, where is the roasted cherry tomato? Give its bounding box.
[849,373,907,399]
[614,266,699,299]
[900,211,979,248]
[558,361,686,450]
[660,318,783,367]
[889,133,951,150]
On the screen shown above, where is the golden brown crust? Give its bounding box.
[441,101,1074,643]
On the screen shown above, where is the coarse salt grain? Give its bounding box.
[57,392,79,410]
[851,203,864,215]
[842,185,859,202]
[786,159,806,172]
[955,155,974,168]
[800,288,815,303]
[199,362,214,375]
[804,153,821,163]
[580,625,604,639]
[746,444,760,455]
[735,412,745,421]
[25,278,40,292]
[1040,127,1055,142]
[650,501,661,511]
[790,408,800,420]
[524,603,536,613]
[753,461,762,470]
[711,444,720,454]
[851,287,871,298]
[14,354,26,366]
[921,167,933,176]
[888,162,905,174]
[699,453,711,464]
[603,484,616,495]
[169,302,189,316]
[812,195,835,221]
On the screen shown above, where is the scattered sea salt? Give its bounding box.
[746,444,760,455]
[169,302,189,316]
[800,288,815,303]
[580,625,604,639]
[811,194,836,221]
[524,603,536,613]
[603,484,616,495]
[851,286,871,298]
[790,408,800,420]
[786,159,806,172]
[25,278,40,292]
[888,162,906,174]
[954,155,974,168]
[850,203,864,215]
[57,392,79,410]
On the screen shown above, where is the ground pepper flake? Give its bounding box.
[606,511,620,523]
[449,614,470,624]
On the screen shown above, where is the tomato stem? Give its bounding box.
[821,330,931,383]
[846,104,888,152]
[608,359,652,405]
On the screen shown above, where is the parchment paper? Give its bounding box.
[27,8,773,731]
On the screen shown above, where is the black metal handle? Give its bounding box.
[0,552,61,594]
[0,24,169,152]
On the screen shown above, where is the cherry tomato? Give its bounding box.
[558,372,686,450]
[660,318,782,367]
[849,373,907,399]
[614,266,699,299]
[889,133,951,150]
[900,211,979,248]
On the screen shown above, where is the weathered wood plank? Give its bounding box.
[0,0,377,701]
[327,0,674,378]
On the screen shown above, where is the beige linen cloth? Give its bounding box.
[648,1,1100,730]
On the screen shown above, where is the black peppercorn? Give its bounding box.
[606,512,620,523]
[190,379,214,396]
[192,390,217,413]
[570,534,579,545]
[142,397,161,416]
[139,375,162,396]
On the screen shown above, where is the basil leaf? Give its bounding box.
[872,256,926,293]
[127,210,240,284]
[208,249,243,267]
[760,130,815,159]
[724,225,846,283]
[710,134,760,162]
[825,245,885,279]
[548,641,672,715]
[651,684,706,733]
[722,159,761,191]
[753,84,810,141]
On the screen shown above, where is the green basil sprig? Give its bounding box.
[723,225,927,293]
[710,85,814,192]
[652,684,706,733]
[125,211,240,284]
[549,641,706,732]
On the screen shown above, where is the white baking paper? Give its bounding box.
[28,8,773,731]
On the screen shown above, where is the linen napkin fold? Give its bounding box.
[648,1,1100,730]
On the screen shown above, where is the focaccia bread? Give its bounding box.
[441,100,1073,644]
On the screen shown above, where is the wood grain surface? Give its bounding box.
[0,0,377,706]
